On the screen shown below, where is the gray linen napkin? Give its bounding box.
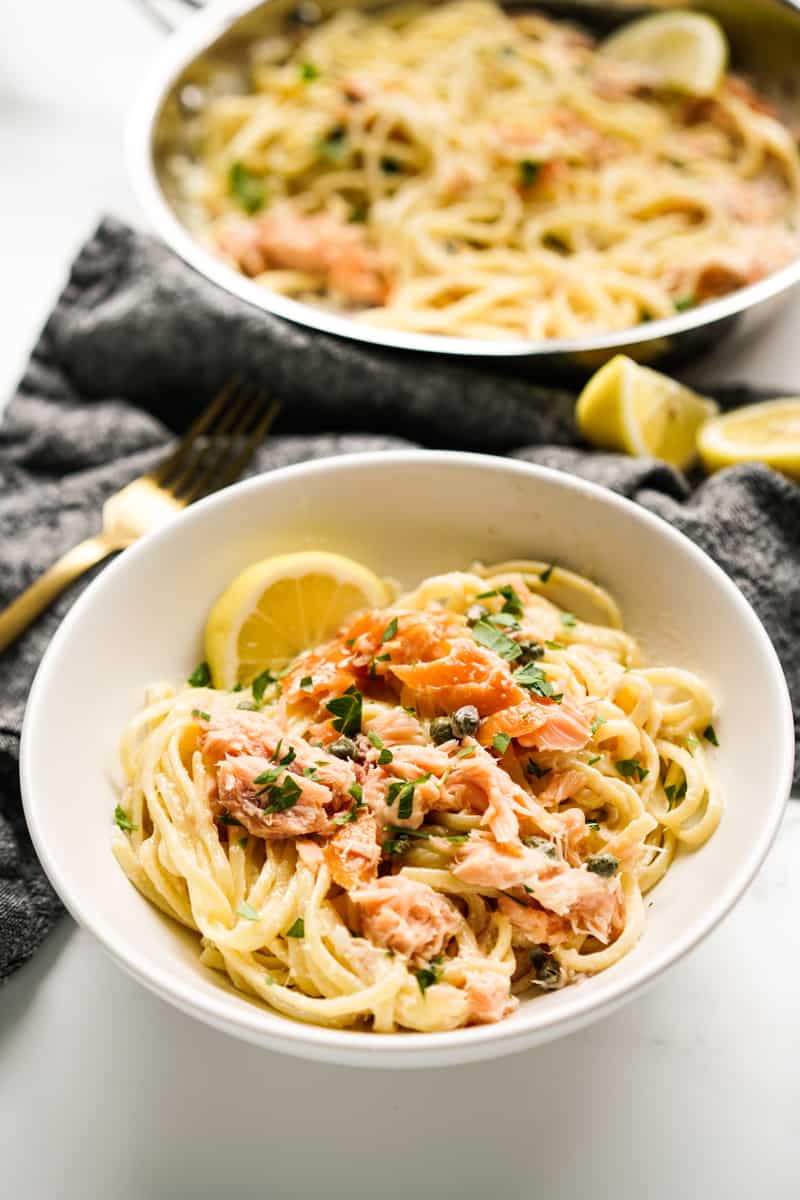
[1,216,798,982]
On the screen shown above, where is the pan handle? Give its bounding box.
[133,0,207,32]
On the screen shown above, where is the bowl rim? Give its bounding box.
[126,0,800,360]
[20,450,795,1064]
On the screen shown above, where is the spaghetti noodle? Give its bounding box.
[114,560,721,1032]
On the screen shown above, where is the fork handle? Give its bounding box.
[0,535,113,654]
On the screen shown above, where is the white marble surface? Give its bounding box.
[2,3,800,1197]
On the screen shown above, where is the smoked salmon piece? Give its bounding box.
[479,698,590,752]
[350,875,460,962]
[392,639,524,717]
[324,812,381,890]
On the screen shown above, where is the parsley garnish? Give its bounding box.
[368,731,394,765]
[477,584,524,618]
[114,805,138,832]
[674,295,695,312]
[386,773,432,821]
[492,732,512,754]
[540,564,554,583]
[228,162,265,214]
[187,661,211,687]
[238,835,248,848]
[191,708,211,721]
[664,779,687,810]
[704,725,719,746]
[381,617,398,643]
[616,757,649,782]
[513,662,559,699]
[326,686,363,737]
[300,675,313,691]
[587,755,601,766]
[472,618,521,661]
[286,918,305,938]
[300,61,319,81]
[237,901,260,921]
[251,667,275,705]
[217,811,244,827]
[590,716,606,735]
[255,770,302,815]
[455,746,477,759]
[487,612,520,628]
[333,781,366,825]
[545,639,565,650]
[232,682,244,693]
[560,612,577,628]
[525,759,549,779]
[518,159,540,187]
[414,956,444,995]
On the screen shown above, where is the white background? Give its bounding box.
[1,3,799,1196]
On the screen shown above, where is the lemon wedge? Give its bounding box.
[576,355,718,469]
[698,398,800,480]
[600,11,728,95]
[204,551,390,688]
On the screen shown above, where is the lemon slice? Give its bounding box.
[576,355,718,469]
[600,11,728,95]
[698,398,800,480]
[204,551,390,688]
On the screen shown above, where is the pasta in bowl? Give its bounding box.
[115,558,720,1033]
[161,0,800,341]
[20,453,792,1065]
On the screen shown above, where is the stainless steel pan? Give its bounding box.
[129,0,800,371]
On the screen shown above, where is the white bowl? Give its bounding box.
[21,452,793,1068]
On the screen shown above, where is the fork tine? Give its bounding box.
[164,382,253,498]
[179,387,280,504]
[211,397,281,493]
[149,377,239,487]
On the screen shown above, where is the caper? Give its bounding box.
[517,640,544,665]
[451,705,480,738]
[530,948,561,990]
[329,736,358,760]
[465,602,489,626]
[523,835,557,859]
[586,852,619,877]
[429,716,454,745]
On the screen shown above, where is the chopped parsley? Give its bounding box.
[487,612,520,628]
[664,779,687,810]
[686,734,700,750]
[590,716,606,736]
[560,612,577,628]
[539,564,554,583]
[299,675,313,691]
[386,773,432,821]
[383,825,468,855]
[616,757,648,782]
[238,835,249,849]
[380,617,399,643]
[326,686,363,737]
[251,667,276,705]
[368,731,395,765]
[303,765,318,778]
[286,918,305,938]
[232,682,244,693]
[191,708,211,721]
[255,771,302,815]
[587,853,618,877]
[113,805,138,832]
[413,956,444,995]
[492,732,512,754]
[477,584,525,619]
[237,901,260,921]
[674,295,695,312]
[518,159,540,187]
[299,61,319,80]
[333,782,366,824]
[455,746,477,759]
[545,639,565,650]
[228,162,265,214]
[525,758,549,779]
[513,661,559,700]
[217,811,244,827]
[472,617,521,661]
[704,725,719,747]
[587,755,601,766]
[187,661,211,687]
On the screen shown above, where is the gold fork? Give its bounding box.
[0,379,280,653]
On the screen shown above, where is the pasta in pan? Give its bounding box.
[114,560,721,1032]
[166,0,800,340]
